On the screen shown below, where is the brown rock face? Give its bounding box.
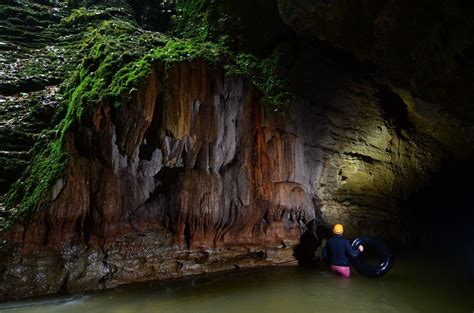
[0,61,316,300]
[1,51,471,300]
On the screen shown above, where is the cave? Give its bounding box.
[0,0,473,310]
[401,159,474,276]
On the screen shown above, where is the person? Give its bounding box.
[322,223,363,277]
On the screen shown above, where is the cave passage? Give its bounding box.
[401,160,474,278]
[2,0,474,307]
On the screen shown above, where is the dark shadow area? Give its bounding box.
[377,84,414,136]
[152,167,183,196]
[126,0,175,32]
[139,93,164,160]
[293,221,331,266]
[215,0,294,54]
[360,245,383,267]
[400,159,474,278]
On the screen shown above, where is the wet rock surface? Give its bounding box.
[2,53,471,300]
[1,0,474,302]
[0,0,70,197]
[0,87,59,194]
[0,61,313,300]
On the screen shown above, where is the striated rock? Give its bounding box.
[0,0,140,196]
[0,60,316,300]
[0,87,60,194]
[2,51,471,299]
[1,0,474,301]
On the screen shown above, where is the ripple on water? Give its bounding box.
[1,258,473,313]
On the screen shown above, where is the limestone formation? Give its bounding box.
[1,0,473,301]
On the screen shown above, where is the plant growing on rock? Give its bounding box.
[1,0,293,230]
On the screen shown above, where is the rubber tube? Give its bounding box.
[350,236,393,278]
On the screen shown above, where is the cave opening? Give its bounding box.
[400,159,474,277]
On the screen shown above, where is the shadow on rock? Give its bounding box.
[293,221,331,267]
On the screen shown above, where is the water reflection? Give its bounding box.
[1,257,473,313]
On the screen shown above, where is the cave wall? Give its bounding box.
[291,38,474,236]
[275,0,474,246]
[2,0,474,301]
[2,50,471,299]
[1,61,318,300]
[276,0,474,121]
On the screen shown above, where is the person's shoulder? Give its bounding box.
[334,235,349,243]
[328,236,342,243]
[327,236,336,243]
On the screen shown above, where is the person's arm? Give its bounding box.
[345,240,361,257]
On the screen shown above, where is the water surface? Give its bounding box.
[1,257,472,313]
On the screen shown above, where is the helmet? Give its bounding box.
[333,224,344,235]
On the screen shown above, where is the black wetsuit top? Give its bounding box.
[322,235,360,266]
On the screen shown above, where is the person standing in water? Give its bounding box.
[322,224,364,277]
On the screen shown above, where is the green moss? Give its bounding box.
[171,0,292,111]
[172,0,210,40]
[1,3,139,227]
[63,19,227,113]
[225,52,293,112]
[2,7,230,228]
[62,7,102,24]
[171,0,232,46]
[3,131,68,227]
[2,0,291,229]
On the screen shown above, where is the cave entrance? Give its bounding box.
[400,159,474,277]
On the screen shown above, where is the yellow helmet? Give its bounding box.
[333,224,344,235]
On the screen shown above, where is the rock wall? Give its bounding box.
[276,0,474,121]
[0,0,70,194]
[281,40,473,241]
[0,61,318,300]
[2,51,470,299]
[2,0,474,301]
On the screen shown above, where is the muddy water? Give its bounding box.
[1,257,472,313]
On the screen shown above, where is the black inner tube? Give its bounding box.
[350,236,394,278]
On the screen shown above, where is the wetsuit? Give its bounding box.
[322,234,360,277]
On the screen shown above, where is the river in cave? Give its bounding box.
[2,0,474,309]
[1,256,472,313]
